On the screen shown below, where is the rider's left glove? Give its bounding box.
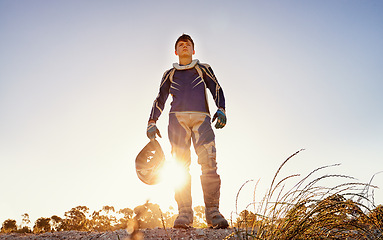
[212,108,227,129]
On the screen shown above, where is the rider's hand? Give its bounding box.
[212,108,226,129]
[147,122,162,139]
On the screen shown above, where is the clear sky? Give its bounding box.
[1,0,382,226]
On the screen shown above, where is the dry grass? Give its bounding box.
[231,149,383,239]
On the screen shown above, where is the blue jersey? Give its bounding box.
[149,59,225,122]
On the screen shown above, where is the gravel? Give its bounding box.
[0,228,237,240]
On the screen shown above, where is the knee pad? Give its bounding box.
[196,142,217,175]
[172,146,191,170]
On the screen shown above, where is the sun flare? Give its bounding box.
[159,158,188,190]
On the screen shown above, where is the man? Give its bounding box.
[147,34,228,229]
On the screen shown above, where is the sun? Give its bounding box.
[158,158,188,190]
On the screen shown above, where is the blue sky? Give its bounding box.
[1,0,382,226]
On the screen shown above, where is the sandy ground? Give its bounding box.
[0,228,237,240]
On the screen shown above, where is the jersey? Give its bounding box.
[149,59,225,122]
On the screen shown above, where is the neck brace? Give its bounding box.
[173,59,199,70]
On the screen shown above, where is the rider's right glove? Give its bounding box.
[147,122,162,140]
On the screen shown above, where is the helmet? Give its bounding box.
[135,140,165,185]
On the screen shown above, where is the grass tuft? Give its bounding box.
[231,150,383,239]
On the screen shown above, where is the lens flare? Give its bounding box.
[159,158,188,190]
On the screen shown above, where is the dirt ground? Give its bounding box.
[0,228,237,240]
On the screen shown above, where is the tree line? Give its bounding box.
[0,202,207,234]
[2,198,382,235]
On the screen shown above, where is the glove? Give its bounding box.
[212,108,226,129]
[147,122,162,139]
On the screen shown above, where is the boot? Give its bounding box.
[201,174,229,229]
[174,173,193,228]
[173,207,193,228]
